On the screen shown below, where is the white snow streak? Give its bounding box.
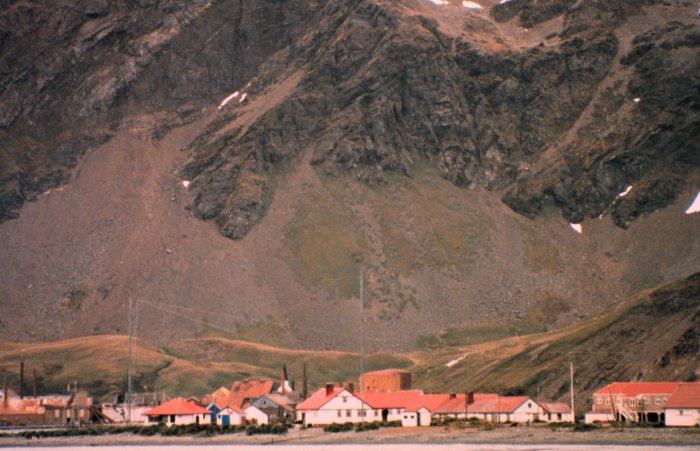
[499,0,514,3]
[633,97,641,104]
[685,192,700,214]
[239,93,248,103]
[570,223,583,234]
[428,0,449,5]
[182,180,191,188]
[463,1,483,9]
[617,185,633,198]
[446,353,469,368]
[218,91,239,110]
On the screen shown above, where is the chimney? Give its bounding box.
[467,392,474,404]
[3,377,7,407]
[291,380,295,391]
[280,366,286,394]
[347,382,354,393]
[325,383,334,396]
[19,361,24,399]
[449,393,456,399]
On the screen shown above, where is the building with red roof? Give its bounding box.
[401,394,452,427]
[585,382,681,424]
[214,405,245,426]
[539,401,574,422]
[201,379,278,411]
[664,382,700,427]
[143,398,212,426]
[462,396,544,423]
[296,383,434,426]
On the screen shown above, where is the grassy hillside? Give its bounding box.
[413,272,700,413]
[1,272,697,408]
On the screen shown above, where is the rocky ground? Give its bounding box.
[0,0,699,352]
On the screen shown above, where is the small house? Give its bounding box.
[216,406,245,426]
[143,398,211,426]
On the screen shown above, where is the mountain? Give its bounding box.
[0,0,698,352]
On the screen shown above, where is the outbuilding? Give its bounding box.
[143,398,211,426]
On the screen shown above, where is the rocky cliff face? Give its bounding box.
[0,0,698,350]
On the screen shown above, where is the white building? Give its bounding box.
[244,404,270,425]
[143,398,212,426]
[296,385,368,426]
[295,384,428,426]
[538,401,574,423]
[216,406,245,426]
[465,396,544,423]
[664,382,700,427]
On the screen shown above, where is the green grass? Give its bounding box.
[367,164,493,275]
[284,188,365,299]
[419,294,571,348]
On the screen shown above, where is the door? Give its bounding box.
[222,415,230,426]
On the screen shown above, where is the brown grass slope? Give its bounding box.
[0,272,696,405]
[413,271,700,413]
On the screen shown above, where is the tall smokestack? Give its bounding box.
[33,369,37,398]
[303,363,308,400]
[19,361,24,399]
[280,364,286,394]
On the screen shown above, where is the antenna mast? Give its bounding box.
[127,297,133,425]
[570,362,575,421]
[360,267,365,422]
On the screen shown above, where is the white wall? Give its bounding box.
[166,413,211,425]
[509,399,545,423]
[217,409,245,426]
[401,408,431,427]
[538,411,573,423]
[584,412,614,424]
[401,411,419,427]
[665,409,700,427]
[245,405,269,425]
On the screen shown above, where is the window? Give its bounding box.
[596,397,602,404]
[616,398,621,405]
[337,410,342,418]
[629,399,634,406]
[528,403,532,408]
[342,397,347,403]
[637,399,643,406]
[346,410,352,417]
[605,398,610,405]
[679,410,684,416]
[360,409,366,417]
[655,398,662,405]
[375,410,380,416]
[644,398,650,405]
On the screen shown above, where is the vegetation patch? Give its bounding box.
[285,188,365,299]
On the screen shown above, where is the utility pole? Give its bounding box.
[127,297,133,425]
[570,362,575,422]
[359,267,365,422]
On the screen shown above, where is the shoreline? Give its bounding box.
[2,425,700,447]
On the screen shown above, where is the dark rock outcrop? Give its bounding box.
[1,0,698,233]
